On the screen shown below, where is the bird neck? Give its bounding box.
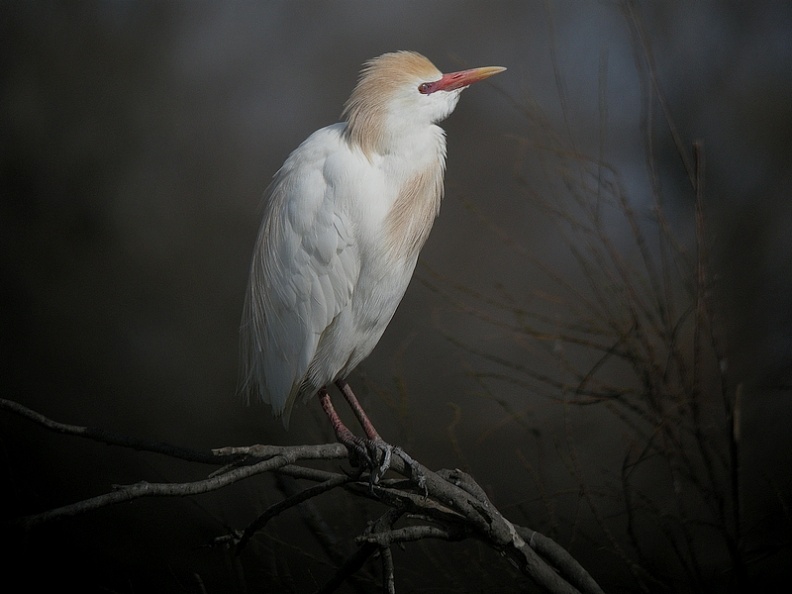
[344,115,446,164]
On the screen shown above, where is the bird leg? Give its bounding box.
[315,382,393,485]
[318,388,361,449]
[343,381,426,492]
[334,379,396,482]
[319,383,426,492]
[334,379,380,440]
[334,379,427,490]
[317,388,387,479]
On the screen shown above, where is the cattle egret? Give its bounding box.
[240,51,505,478]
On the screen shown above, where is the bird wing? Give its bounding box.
[240,125,360,425]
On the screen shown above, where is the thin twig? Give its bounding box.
[237,474,351,552]
[0,397,227,465]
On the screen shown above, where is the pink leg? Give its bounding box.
[334,379,381,441]
[318,388,360,446]
[318,384,394,484]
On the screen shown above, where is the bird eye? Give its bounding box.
[418,82,433,95]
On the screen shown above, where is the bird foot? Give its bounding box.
[345,439,426,494]
[345,437,392,488]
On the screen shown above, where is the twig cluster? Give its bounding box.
[3,397,604,593]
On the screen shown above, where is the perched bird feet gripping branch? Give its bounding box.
[239,51,504,491]
[360,441,427,494]
[359,438,393,486]
[362,438,393,484]
[316,384,381,479]
[321,380,409,489]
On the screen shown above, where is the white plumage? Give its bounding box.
[241,51,504,428]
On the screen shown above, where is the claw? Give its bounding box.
[343,439,426,494]
[371,439,392,480]
[342,436,392,486]
[360,438,392,488]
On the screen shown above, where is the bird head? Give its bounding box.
[343,51,505,156]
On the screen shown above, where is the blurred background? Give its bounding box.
[2,1,791,592]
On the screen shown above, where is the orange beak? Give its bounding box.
[422,65,506,94]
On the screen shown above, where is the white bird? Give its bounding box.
[240,51,504,472]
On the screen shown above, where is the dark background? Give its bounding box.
[2,2,791,592]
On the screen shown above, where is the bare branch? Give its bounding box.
[0,397,225,464]
[17,443,345,529]
[4,397,605,594]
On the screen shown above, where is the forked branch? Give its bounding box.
[2,397,603,594]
